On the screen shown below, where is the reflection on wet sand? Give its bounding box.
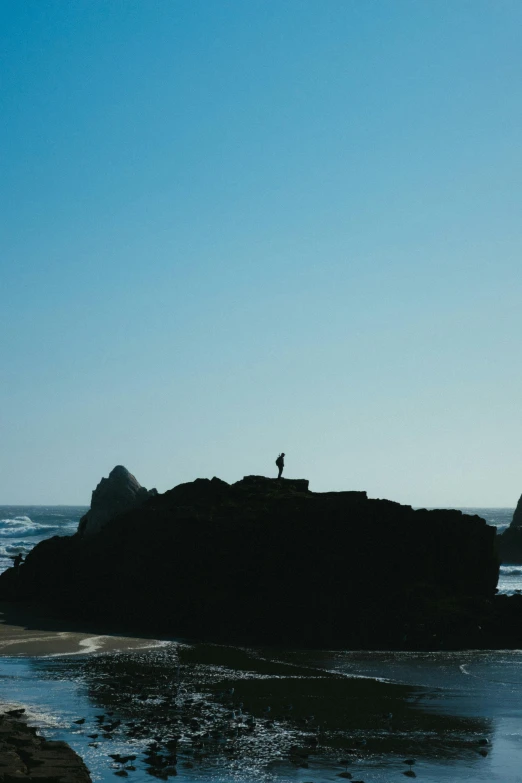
[29,642,492,781]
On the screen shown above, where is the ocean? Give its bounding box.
[0,505,519,592]
[1,505,522,782]
[0,505,86,574]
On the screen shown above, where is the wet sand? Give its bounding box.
[0,602,167,656]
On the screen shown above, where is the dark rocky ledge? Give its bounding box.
[0,711,91,782]
[0,471,503,649]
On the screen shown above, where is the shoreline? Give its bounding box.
[0,602,171,657]
[4,598,522,655]
[1,625,520,782]
[4,592,522,658]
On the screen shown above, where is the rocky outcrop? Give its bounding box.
[0,712,91,782]
[497,528,522,563]
[78,465,157,536]
[494,494,522,563]
[511,494,522,528]
[238,475,310,494]
[0,475,500,648]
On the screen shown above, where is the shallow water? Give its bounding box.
[2,642,522,782]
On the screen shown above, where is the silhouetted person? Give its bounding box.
[13,553,23,569]
[275,452,285,479]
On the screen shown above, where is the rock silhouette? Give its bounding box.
[0,471,502,648]
[78,465,157,536]
[494,492,522,563]
[511,493,522,528]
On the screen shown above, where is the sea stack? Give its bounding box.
[496,493,522,563]
[78,465,157,536]
[511,494,522,528]
[0,474,501,648]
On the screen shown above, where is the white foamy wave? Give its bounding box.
[500,566,522,575]
[0,517,55,537]
[0,506,83,576]
[0,542,33,556]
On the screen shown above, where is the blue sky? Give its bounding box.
[2,0,522,505]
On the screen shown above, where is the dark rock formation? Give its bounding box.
[238,475,310,494]
[511,494,522,528]
[0,474,500,648]
[0,712,91,781]
[496,527,522,563]
[494,494,522,563]
[78,465,157,536]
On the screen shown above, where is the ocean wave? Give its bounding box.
[0,516,32,524]
[0,517,56,537]
[499,566,522,575]
[0,542,33,556]
[0,508,82,575]
[0,526,55,537]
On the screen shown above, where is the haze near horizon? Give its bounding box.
[2,1,522,506]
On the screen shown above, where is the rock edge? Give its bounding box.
[0,712,91,782]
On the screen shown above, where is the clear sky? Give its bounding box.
[2,0,522,506]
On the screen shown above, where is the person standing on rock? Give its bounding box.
[275,453,285,479]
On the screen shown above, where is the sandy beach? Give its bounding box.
[0,602,167,657]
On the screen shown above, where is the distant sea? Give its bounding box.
[0,504,519,593]
[0,506,86,574]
